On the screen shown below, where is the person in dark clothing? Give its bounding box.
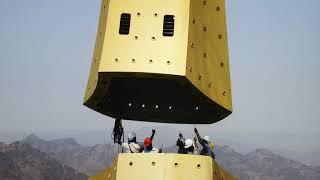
[194,128,215,159]
[176,133,186,154]
[176,133,199,154]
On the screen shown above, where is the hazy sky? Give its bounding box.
[0,0,319,146]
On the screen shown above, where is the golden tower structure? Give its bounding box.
[84,0,236,179]
[84,0,232,124]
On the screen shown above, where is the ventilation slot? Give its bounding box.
[163,15,175,36]
[119,13,131,35]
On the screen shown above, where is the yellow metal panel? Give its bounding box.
[186,0,232,111]
[165,154,213,180]
[90,153,236,180]
[117,153,166,180]
[84,0,110,103]
[89,157,118,180]
[100,0,190,76]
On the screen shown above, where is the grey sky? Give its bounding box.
[0,0,319,150]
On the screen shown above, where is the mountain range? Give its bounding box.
[0,141,87,180]
[23,134,117,176]
[2,128,319,167]
[21,134,320,180]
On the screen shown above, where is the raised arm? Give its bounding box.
[194,128,205,146]
[193,136,199,149]
[150,129,156,141]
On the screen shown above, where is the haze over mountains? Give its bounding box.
[22,134,117,176]
[2,126,319,166]
[16,134,320,180]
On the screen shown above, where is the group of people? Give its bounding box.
[176,128,215,159]
[118,128,215,159]
[118,129,162,153]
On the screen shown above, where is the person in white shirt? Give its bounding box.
[120,132,141,153]
[119,129,156,153]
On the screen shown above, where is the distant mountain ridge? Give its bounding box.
[0,141,87,180]
[23,134,117,176]
[217,148,320,180]
[22,134,320,180]
[164,144,320,180]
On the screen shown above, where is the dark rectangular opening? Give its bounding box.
[163,15,175,36]
[119,13,131,35]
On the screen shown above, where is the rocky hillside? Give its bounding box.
[0,142,87,180]
[22,134,320,180]
[163,144,320,180]
[216,146,320,180]
[23,134,117,176]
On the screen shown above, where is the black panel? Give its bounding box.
[84,73,231,124]
[163,15,175,36]
[119,13,131,35]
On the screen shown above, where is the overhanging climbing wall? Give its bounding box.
[83,0,232,124]
[186,0,232,112]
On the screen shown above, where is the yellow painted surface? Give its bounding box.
[89,159,117,180]
[89,153,237,180]
[186,0,232,111]
[164,154,213,180]
[100,0,190,76]
[117,153,166,180]
[83,0,233,122]
[83,0,110,103]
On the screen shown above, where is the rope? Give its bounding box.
[121,127,124,153]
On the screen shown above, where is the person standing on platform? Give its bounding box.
[194,128,215,159]
[176,133,199,154]
[119,129,156,153]
[176,133,186,154]
[142,137,162,153]
[119,132,141,153]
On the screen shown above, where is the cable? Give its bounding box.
[121,129,124,153]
